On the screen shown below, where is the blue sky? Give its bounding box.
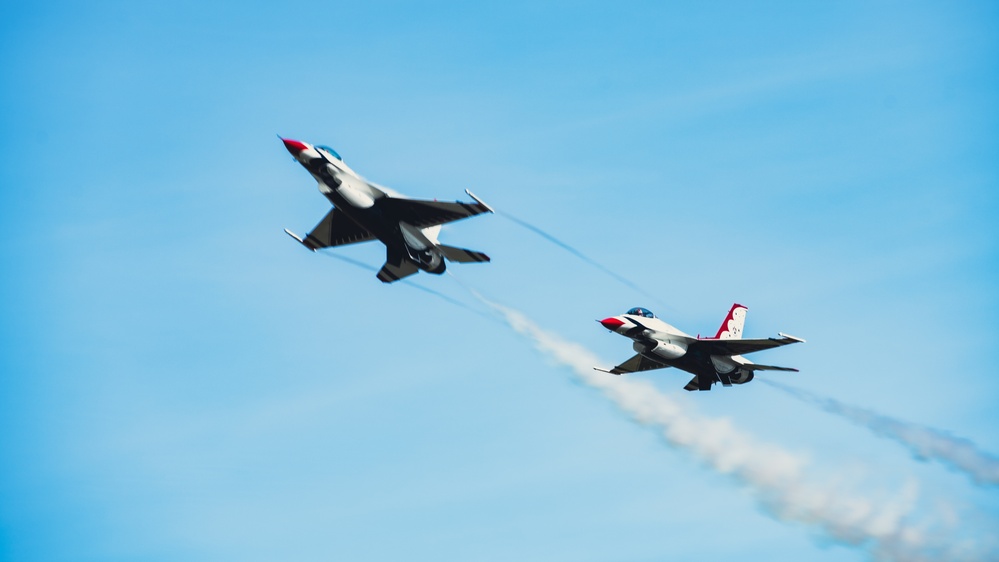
[2,1,997,561]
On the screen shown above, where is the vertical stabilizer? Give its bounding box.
[376,247,420,283]
[713,303,748,339]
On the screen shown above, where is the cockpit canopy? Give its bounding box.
[316,145,343,162]
[626,307,656,318]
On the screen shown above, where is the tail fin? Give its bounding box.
[438,245,490,264]
[713,303,747,339]
[376,248,420,283]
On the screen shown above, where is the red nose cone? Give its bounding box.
[281,137,308,155]
[600,317,625,330]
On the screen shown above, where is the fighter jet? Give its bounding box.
[596,304,804,391]
[280,137,493,283]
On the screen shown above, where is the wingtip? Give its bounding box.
[778,332,806,343]
[284,228,316,251]
[464,189,495,213]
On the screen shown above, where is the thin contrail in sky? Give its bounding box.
[761,379,999,487]
[319,251,496,322]
[466,291,998,562]
[497,210,669,309]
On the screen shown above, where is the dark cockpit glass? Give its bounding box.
[625,307,656,318]
[316,145,343,162]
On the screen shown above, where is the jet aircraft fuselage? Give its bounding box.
[597,305,804,391]
[281,138,492,283]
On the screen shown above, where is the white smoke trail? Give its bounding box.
[761,380,999,487]
[474,294,998,562]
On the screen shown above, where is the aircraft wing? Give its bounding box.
[689,334,804,357]
[295,207,375,250]
[741,363,799,372]
[596,353,670,375]
[379,195,492,230]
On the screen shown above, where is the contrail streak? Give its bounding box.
[761,380,999,487]
[469,291,997,562]
[319,251,496,323]
[497,210,669,309]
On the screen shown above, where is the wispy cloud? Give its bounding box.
[472,292,998,562]
[762,380,999,487]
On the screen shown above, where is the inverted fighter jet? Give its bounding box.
[596,304,804,391]
[280,137,493,283]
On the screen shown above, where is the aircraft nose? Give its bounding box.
[281,137,309,156]
[599,317,625,331]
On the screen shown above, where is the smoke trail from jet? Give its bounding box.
[761,380,999,487]
[497,210,669,309]
[468,291,997,562]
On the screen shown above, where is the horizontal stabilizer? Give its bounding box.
[439,245,490,263]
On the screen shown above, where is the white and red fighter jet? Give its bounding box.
[596,304,804,391]
[280,137,493,283]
